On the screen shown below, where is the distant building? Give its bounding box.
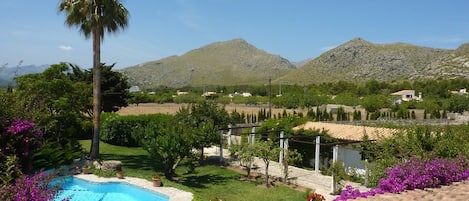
[228,92,252,98]
[176,90,189,96]
[202,91,218,99]
[391,90,422,104]
[129,86,140,93]
[241,92,252,97]
[450,88,468,95]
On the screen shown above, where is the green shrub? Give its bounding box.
[33,140,83,170]
[100,113,172,147]
[363,124,469,187]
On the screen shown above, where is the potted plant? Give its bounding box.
[116,169,125,179]
[82,165,91,174]
[152,174,161,187]
[307,192,325,201]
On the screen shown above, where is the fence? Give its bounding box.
[218,124,370,193]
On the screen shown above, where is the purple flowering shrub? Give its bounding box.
[0,119,67,201]
[1,119,43,173]
[334,155,469,201]
[0,170,65,201]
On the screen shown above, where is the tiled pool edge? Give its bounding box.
[74,174,193,201]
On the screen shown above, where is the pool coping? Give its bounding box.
[74,174,193,201]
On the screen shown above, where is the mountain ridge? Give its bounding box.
[122,37,469,88]
[0,64,49,86]
[278,38,452,84]
[4,38,469,88]
[120,38,295,88]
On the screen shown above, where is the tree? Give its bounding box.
[14,63,89,141]
[59,0,129,159]
[68,63,131,114]
[280,149,302,182]
[174,101,231,162]
[138,120,192,180]
[14,63,85,169]
[254,140,282,188]
[361,95,390,113]
[229,143,257,178]
[0,90,17,121]
[446,94,469,114]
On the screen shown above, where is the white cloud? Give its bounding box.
[59,45,73,51]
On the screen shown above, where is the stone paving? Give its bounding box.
[205,146,369,201]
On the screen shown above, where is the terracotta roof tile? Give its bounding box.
[293,122,398,141]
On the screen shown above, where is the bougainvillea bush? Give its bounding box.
[0,119,66,200]
[0,170,64,201]
[334,155,469,201]
[1,119,43,173]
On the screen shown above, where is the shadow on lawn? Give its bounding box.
[100,154,162,171]
[181,173,233,189]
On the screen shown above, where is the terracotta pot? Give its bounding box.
[152,177,161,187]
[117,171,125,179]
[82,167,91,174]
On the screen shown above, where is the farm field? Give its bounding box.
[117,103,308,116]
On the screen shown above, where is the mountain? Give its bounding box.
[278,38,451,84]
[119,39,296,88]
[292,58,314,68]
[121,37,469,88]
[413,43,469,80]
[0,64,49,86]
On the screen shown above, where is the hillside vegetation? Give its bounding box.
[120,37,469,88]
[280,38,449,84]
[120,38,295,88]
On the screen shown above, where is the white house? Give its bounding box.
[228,92,252,98]
[241,92,252,97]
[202,91,218,99]
[176,90,189,96]
[391,90,422,104]
[128,86,140,93]
[450,88,468,95]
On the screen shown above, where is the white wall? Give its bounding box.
[338,145,366,174]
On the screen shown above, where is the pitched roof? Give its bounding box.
[391,90,415,96]
[293,122,398,141]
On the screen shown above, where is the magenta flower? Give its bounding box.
[334,155,469,201]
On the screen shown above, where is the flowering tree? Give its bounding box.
[0,171,63,201]
[0,119,66,200]
[0,119,43,174]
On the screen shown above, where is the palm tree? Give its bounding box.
[59,0,129,159]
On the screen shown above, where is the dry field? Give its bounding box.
[117,103,308,116]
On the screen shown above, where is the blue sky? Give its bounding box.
[1,0,469,69]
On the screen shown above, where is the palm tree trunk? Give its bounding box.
[90,27,102,160]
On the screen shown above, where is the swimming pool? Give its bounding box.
[54,177,169,201]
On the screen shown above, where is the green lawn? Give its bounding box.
[79,140,307,201]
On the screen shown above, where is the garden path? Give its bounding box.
[204,146,369,201]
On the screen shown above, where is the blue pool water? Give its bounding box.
[54,177,169,201]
